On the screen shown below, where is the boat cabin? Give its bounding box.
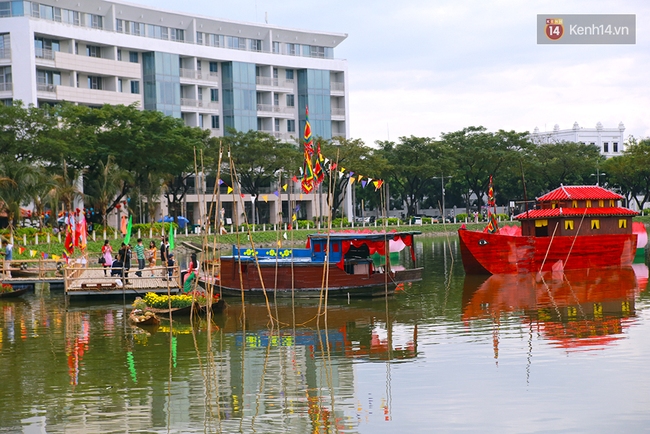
[515,185,638,237]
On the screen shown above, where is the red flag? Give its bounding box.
[64,226,74,254]
[314,159,324,184]
[301,151,315,194]
[303,106,314,157]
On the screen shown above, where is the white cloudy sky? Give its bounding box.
[128,0,650,145]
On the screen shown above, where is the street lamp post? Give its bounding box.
[432,173,452,221]
[591,169,606,186]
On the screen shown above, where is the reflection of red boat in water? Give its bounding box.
[462,267,642,350]
[459,185,638,274]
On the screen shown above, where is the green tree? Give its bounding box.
[0,158,39,234]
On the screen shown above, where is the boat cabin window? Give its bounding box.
[599,200,604,207]
[565,220,574,230]
[345,244,370,259]
[572,200,578,208]
[330,242,339,252]
[534,219,548,237]
[610,200,615,207]
[586,200,592,208]
[551,201,557,209]
[591,219,600,230]
[313,243,321,253]
[619,219,627,229]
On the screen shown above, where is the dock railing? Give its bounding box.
[1,257,64,280]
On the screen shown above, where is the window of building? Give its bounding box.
[564,220,574,230]
[196,32,203,45]
[226,36,240,49]
[586,200,592,208]
[272,41,280,53]
[117,49,122,61]
[88,14,103,29]
[257,118,263,131]
[169,28,181,41]
[274,118,280,131]
[613,142,619,152]
[286,43,297,56]
[116,19,123,32]
[130,22,143,36]
[197,87,203,101]
[609,200,615,207]
[572,200,578,208]
[129,51,138,63]
[551,201,557,209]
[286,94,295,107]
[603,142,609,153]
[310,45,325,58]
[210,88,218,102]
[130,80,139,94]
[535,220,548,228]
[211,115,219,129]
[619,219,627,229]
[118,78,123,92]
[287,119,295,132]
[250,39,262,51]
[273,68,278,79]
[197,61,202,71]
[286,69,294,80]
[88,76,103,90]
[591,219,600,230]
[209,61,218,74]
[599,200,604,207]
[273,93,279,106]
[86,45,101,58]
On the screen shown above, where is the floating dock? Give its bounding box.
[64,265,181,297]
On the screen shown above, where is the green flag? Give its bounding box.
[124,215,133,245]
[169,221,174,250]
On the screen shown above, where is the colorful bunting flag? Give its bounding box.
[263,195,269,202]
[169,222,175,250]
[303,106,314,157]
[124,215,133,245]
[301,149,315,194]
[30,250,37,258]
[361,180,367,188]
[282,184,288,191]
[227,186,233,194]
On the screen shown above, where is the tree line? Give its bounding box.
[0,102,647,233]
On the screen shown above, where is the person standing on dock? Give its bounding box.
[160,236,169,278]
[101,240,113,276]
[1,239,13,278]
[147,241,157,276]
[134,238,145,277]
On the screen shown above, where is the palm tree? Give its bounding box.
[51,159,83,218]
[85,156,130,229]
[30,167,57,229]
[0,159,39,236]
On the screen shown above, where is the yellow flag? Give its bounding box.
[30,250,37,258]
[52,254,60,261]
[350,177,356,185]
[263,195,268,202]
[282,184,288,191]
[358,175,363,182]
[292,214,297,221]
[227,186,233,194]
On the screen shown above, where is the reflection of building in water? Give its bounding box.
[462,267,641,352]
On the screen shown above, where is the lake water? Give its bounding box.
[1,236,650,433]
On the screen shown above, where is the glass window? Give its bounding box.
[210,88,218,102]
[287,119,295,132]
[286,94,294,107]
[286,69,294,80]
[272,41,280,53]
[129,51,138,63]
[116,19,123,32]
[87,45,101,58]
[250,39,262,51]
[88,76,103,90]
[198,115,203,129]
[603,142,609,153]
[117,49,122,61]
[131,80,139,94]
[196,32,203,45]
[613,142,619,152]
[274,118,280,131]
[0,3,10,17]
[209,62,218,73]
[273,93,279,106]
[118,79,122,92]
[211,115,219,129]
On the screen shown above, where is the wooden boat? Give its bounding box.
[128,309,161,326]
[459,185,638,274]
[215,231,423,298]
[0,285,29,298]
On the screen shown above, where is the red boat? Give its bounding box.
[215,231,423,298]
[459,185,639,274]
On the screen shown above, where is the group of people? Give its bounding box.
[101,236,179,284]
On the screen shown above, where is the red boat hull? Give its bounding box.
[218,258,423,298]
[458,229,637,274]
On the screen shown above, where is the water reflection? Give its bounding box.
[462,266,644,352]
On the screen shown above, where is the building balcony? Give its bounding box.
[258,130,296,142]
[54,86,142,106]
[255,77,295,88]
[257,104,295,115]
[0,48,11,60]
[181,98,220,110]
[180,68,219,84]
[36,83,54,93]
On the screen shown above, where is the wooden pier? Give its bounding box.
[64,264,182,297]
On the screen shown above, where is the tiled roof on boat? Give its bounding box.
[536,185,623,202]
[515,207,638,220]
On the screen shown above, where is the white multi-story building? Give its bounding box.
[531,121,626,158]
[0,0,351,225]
